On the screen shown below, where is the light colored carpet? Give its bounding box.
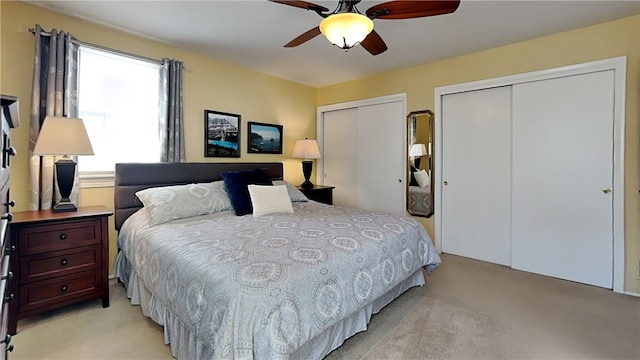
[11,254,640,359]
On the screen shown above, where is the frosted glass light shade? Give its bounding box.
[33,117,94,156]
[319,13,374,49]
[291,139,321,160]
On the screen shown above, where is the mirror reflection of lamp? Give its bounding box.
[409,143,428,169]
[291,138,321,189]
[32,116,94,212]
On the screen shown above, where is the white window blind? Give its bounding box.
[77,46,162,187]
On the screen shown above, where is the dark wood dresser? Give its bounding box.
[8,206,112,335]
[297,185,335,205]
[0,95,20,358]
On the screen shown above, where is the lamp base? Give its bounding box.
[52,201,78,213]
[300,160,314,189]
[300,180,314,189]
[54,157,78,213]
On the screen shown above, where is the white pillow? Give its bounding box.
[136,181,232,225]
[272,180,308,202]
[414,169,431,188]
[248,184,294,217]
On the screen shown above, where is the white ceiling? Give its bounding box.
[28,0,640,87]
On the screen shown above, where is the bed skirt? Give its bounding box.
[115,251,426,359]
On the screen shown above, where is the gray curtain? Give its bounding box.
[29,25,80,210]
[159,58,185,162]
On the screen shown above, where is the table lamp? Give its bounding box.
[291,138,321,189]
[409,143,427,168]
[33,116,94,212]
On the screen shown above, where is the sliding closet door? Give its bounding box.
[323,108,358,209]
[511,71,614,288]
[357,102,405,215]
[320,96,405,214]
[441,86,512,266]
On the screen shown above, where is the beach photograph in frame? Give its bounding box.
[247,121,283,154]
[205,109,240,157]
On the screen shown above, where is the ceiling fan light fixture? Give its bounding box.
[319,12,374,49]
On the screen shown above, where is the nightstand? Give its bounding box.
[297,185,335,205]
[8,206,112,335]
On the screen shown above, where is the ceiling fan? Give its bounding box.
[269,0,461,55]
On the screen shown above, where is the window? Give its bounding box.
[77,46,162,187]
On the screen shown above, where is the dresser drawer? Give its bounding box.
[19,246,101,284]
[17,219,101,255]
[18,271,102,313]
[0,298,9,355]
[0,254,11,345]
[0,254,11,305]
[0,218,8,254]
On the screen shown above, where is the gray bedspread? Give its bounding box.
[117,201,441,359]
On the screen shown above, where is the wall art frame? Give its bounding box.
[247,121,283,154]
[204,109,241,158]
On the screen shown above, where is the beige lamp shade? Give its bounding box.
[319,13,374,49]
[291,139,321,160]
[33,116,94,156]
[409,143,428,157]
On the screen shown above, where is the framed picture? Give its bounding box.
[204,109,240,158]
[247,121,283,154]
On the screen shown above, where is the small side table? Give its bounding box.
[8,206,112,334]
[297,185,335,205]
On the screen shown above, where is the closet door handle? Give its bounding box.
[602,188,611,194]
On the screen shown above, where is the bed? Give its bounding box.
[114,162,441,359]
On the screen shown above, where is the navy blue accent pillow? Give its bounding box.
[221,168,273,216]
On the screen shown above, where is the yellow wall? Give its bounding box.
[317,15,640,293]
[2,1,638,292]
[0,1,316,272]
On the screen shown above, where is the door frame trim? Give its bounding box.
[316,93,407,207]
[434,56,626,293]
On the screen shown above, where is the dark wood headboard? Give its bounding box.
[114,162,284,231]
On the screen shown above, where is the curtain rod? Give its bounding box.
[29,27,163,65]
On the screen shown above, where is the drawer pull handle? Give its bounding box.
[0,271,12,281]
[0,334,10,345]
[3,200,14,208]
[61,285,68,292]
[1,213,12,222]
[4,293,13,303]
[59,233,67,240]
[60,259,68,266]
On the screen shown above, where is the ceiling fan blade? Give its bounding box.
[360,29,388,56]
[366,0,461,20]
[268,0,329,13]
[284,27,322,47]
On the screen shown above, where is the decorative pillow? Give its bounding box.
[248,184,294,217]
[220,168,273,216]
[272,180,308,202]
[414,169,430,188]
[135,180,232,225]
